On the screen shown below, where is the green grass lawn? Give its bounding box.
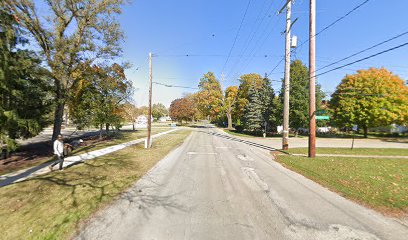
[0,130,191,240]
[0,128,171,176]
[286,148,408,156]
[70,128,171,155]
[276,155,408,216]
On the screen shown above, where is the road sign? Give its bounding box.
[315,110,327,115]
[316,116,330,120]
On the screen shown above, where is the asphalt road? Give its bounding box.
[77,127,408,240]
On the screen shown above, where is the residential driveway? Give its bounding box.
[76,127,408,240]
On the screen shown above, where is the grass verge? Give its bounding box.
[0,129,191,240]
[286,148,408,156]
[0,128,171,176]
[70,128,171,155]
[276,155,408,216]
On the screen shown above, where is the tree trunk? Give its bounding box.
[132,122,135,131]
[99,124,103,139]
[51,83,65,141]
[363,125,368,138]
[105,123,110,133]
[226,112,233,129]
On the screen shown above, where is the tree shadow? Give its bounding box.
[0,159,55,187]
[199,130,290,155]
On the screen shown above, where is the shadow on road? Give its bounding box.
[199,130,289,155]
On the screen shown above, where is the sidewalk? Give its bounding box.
[0,129,180,187]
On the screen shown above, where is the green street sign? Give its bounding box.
[316,110,327,115]
[316,116,330,120]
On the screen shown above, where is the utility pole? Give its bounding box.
[147,52,153,148]
[281,0,292,150]
[308,0,316,157]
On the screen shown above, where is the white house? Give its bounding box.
[159,116,172,122]
[136,115,153,124]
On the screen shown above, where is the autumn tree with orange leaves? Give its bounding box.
[169,95,198,123]
[330,68,408,137]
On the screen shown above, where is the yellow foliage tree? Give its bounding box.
[330,68,408,137]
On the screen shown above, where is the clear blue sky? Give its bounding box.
[118,0,408,107]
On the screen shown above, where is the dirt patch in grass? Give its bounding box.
[276,155,408,217]
[0,130,191,240]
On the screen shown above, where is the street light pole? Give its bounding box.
[308,0,317,157]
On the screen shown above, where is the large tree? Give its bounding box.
[258,75,277,132]
[278,60,325,133]
[169,97,196,123]
[235,73,264,122]
[224,86,238,129]
[119,102,139,130]
[70,63,132,136]
[5,0,125,140]
[152,103,168,119]
[242,83,263,132]
[330,68,408,137]
[196,72,223,120]
[0,9,52,152]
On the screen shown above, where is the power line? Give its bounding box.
[228,1,288,81]
[221,0,252,73]
[152,81,198,90]
[267,0,372,76]
[316,30,408,72]
[315,41,408,78]
[296,0,372,51]
[225,0,277,78]
[154,54,273,58]
[271,41,408,90]
[267,57,285,77]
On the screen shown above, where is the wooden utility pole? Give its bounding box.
[308,0,316,157]
[147,52,153,148]
[282,0,292,150]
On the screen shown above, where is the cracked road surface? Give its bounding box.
[77,127,408,240]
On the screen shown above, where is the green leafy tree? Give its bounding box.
[258,75,277,132]
[224,86,238,129]
[5,0,126,140]
[196,72,223,120]
[70,64,132,137]
[278,60,325,134]
[152,103,168,119]
[235,73,264,122]
[0,9,52,152]
[242,83,263,132]
[118,102,139,130]
[330,68,408,137]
